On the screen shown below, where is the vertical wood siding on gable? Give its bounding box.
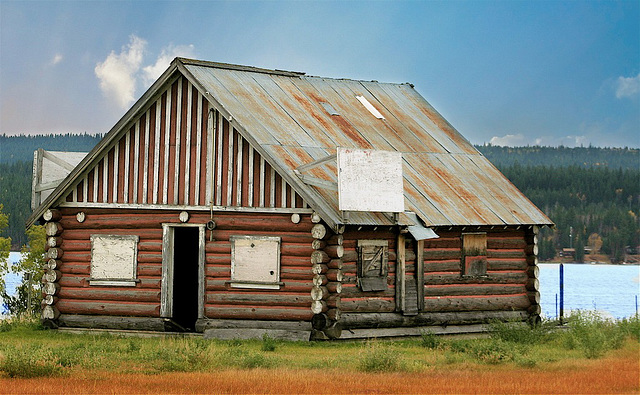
[64,78,306,210]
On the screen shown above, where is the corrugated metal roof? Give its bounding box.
[182,59,552,228]
[28,58,552,229]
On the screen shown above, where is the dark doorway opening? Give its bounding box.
[171,227,200,331]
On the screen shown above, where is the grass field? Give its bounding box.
[0,314,638,394]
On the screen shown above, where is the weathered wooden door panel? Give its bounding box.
[396,236,424,316]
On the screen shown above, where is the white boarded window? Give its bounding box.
[90,235,139,286]
[230,236,281,289]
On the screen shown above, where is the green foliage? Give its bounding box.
[358,342,404,372]
[220,346,273,369]
[617,315,640,341]
[0,204,10,297]
[419,330,441,349]
[560,311,626,359]
[1,225,46,316]
[489,319,552,344]
[477,145,639,170]
[498,164,639,262]
[0,344,64,378]
[261,333,277,352]
[0,133,103,164]
[149,338,212,372]
[0,162,31,248]
[0,315,42,332]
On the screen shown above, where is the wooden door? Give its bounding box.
[395,234,424,316]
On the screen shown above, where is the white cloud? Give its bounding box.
[95,35,147,109]
[142,44,195,86]
[95,37,196,109]
[489,133,527,147]
[51,54,63,65]
[615,73,640,99]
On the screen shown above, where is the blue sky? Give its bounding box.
[1,1,638,148]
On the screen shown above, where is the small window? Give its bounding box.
[462,233,487,277]
[357,240,389,291]
[230,236,281,289]
[90,235,139,286]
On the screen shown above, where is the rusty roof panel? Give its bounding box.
[183,61,552,228]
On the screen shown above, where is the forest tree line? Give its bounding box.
[0,134,638,261]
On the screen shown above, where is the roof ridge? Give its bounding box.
[176,57,306,77]
[177,57,414,86]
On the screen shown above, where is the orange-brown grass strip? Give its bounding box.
[2,349,638,394]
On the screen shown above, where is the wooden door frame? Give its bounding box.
[395,234,425,313]
[160,223,206,319]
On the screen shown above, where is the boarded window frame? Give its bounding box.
[230,235,281,289]
[89,234,139,286]
[357,239,389,292]
[461,232,487,277]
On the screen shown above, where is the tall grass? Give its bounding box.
[0,311,637,379]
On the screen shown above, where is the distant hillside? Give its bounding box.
[0,133,102,164]
[475,145,639,170]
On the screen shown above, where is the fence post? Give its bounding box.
[559,263,564,325]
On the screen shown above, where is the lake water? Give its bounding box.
[2,254,639,318]
[2,252,23,314]
[538,263,639,319]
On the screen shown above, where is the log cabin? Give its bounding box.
[28,58,553,340]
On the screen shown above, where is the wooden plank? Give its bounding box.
[247,146,254,207]
[163,85,172,204]
[198,226,206,318]
[92,165,98,202]
[102,152,108,202]
[195,91,203,205]
[173,78,182,205]
[416,239,424,311]
[236,135,243,206]
[132,119,140,203]
[396,233,405,312]
[269,167,276,207]
[226,125,234,206]
[82,174,88,204]
[153,99,161,204]
[203,328,310,341]
[124,130,130,202]
[184,82,192,205]
[259,157,266,207]
[160,225,173,317]
[143,108,151,204]
[215,112,224,205]
[58,315,165,331]
[205,109,214,205]
[111,144,120,203]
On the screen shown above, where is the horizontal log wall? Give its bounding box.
[64,77,306,210]
[203,211,315,322]
[55,209,168,317]
[340,227,398,314]
[54,208,315,322]
[422,229,534,314]
[337,226,539,333]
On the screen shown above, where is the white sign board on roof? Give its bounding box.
[337,147,404,213]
